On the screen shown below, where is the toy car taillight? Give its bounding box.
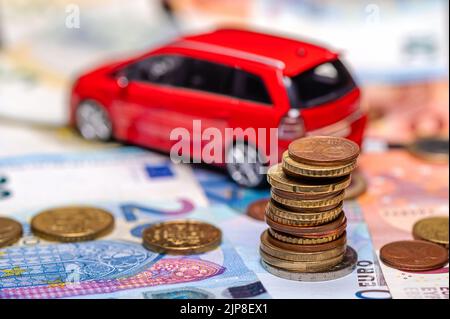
[278,109,305,140]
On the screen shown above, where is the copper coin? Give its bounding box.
[267,229,347,253]
[0,217,23,248]
[380,240,449,272]
[246,198,269,221]
[266,212,347,238]
[272,188,343,201]
[288,136,360,167]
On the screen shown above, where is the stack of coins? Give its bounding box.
[260,136,360,281]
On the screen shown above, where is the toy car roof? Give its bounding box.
[177,28,338,76]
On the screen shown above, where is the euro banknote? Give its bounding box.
[0,200,269,299]
[0,148,208,212]
[358,150,449,299]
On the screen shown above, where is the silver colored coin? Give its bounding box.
[261,246,357,282]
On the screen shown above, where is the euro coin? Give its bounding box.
[31,206,114,242]
[271,188,345,209]
[267,164,351,194]
[266,212,347,238]
[260,248,344,272]
[261,246,357,282]
[380,240,448,272]
[260,230,346,262]
[268,227,341,245]
[413,217,449,248]
[246,198,269,221]
[282,151,357,178]
[288,136,360,167]
[266,200,342,226]
[142,220,221,255]
[0,217,23,248]
[266,230,347,253]
[344,170,367,200]
[408,137,449,163]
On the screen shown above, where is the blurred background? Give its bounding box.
[0,0,448,156]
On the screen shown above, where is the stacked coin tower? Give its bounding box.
[260,136,360,281]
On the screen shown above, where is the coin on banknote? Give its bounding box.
[413,217,449,248]
[288,136,360,166]
[260,230,346,262]
[246,198,269,221]
[267,164,351,194]
[142,220,222,255]
[266,230,347,253]
[282,151,357,178]
[344,170,367,200]
[260,248,344,272]
[261,246,357,282]
[0,217,23,248]
[31,206,114,242]
[380,240,449,271]
[408,137,449,163]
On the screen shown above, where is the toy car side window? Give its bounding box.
[128,55,187,86]
[181,58,234,96]
[232,69,272,105]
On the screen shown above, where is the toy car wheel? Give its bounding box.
[226,142,267,188]
[76,101,113,141]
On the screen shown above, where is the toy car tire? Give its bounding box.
[76,101,113,141]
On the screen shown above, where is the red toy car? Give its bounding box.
[70,28,366,187]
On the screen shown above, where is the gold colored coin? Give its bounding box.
[260,249,344,272]
[267,164,352,194]
[260,230,346,262]
[0,217,23,248]
[344,170,367,200]
[271,189,345,209]
[268,228,340,245]
[282,151,357,178]
[413,217,449,247]
[266,201,342,226]
[31,206,114,242]
[142,220,222,255]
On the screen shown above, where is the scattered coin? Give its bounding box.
[246,198,269,221]
[408,137,449,163]
[413,217,449,248]
[261,246,357,282]
[31,206,114,242]
[267,164,351,194]
[344,170,367,200]
[288,136,360,166]
[0,217,23,248]
[142,220,222,255]
[380,240,449,272]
